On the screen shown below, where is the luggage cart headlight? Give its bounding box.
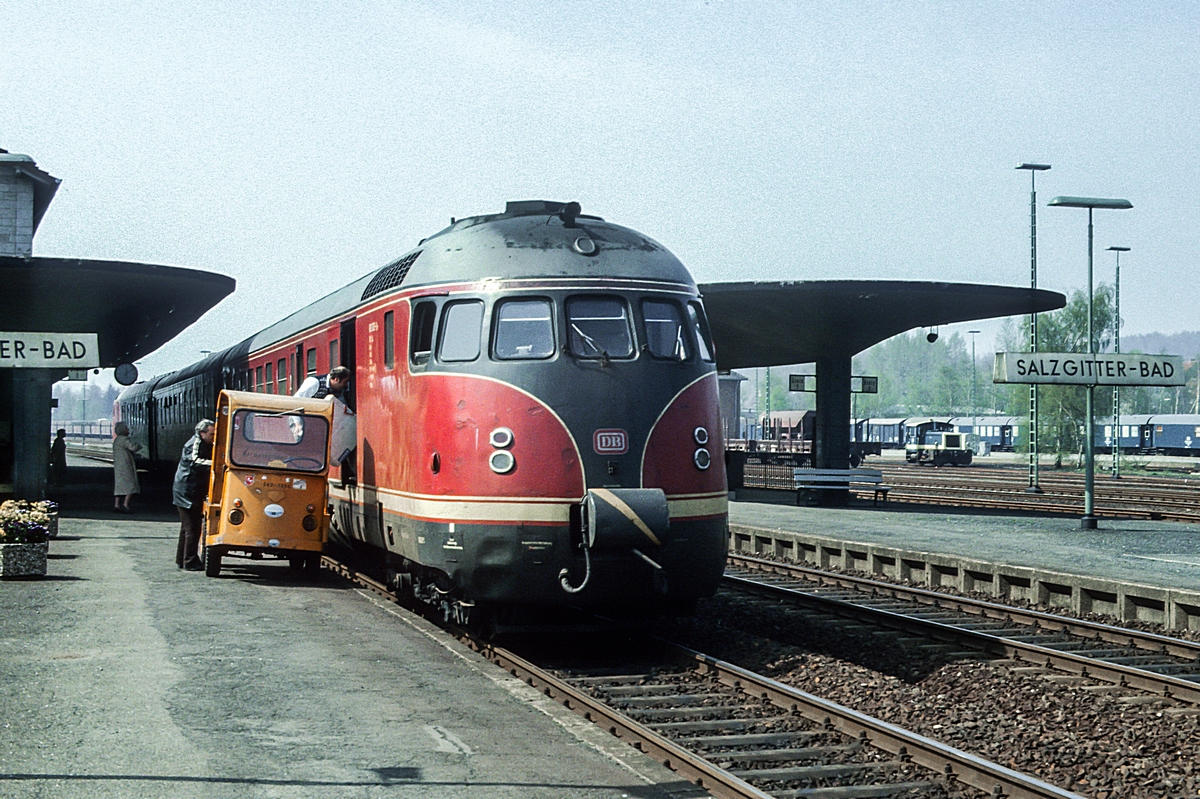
[229,508,245,525]
[302,515,318,532]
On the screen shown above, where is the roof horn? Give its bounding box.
[560,201,581,228]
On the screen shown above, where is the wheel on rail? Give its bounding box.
[204,545,221,577]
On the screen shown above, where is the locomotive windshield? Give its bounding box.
[642,300,689,360]
[438,300,484,362]
[229,409,330,473]
[567,297,634,359]
[494,299,555,360]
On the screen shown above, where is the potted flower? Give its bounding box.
[0,500,51,578]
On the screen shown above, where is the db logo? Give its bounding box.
[593,429,628,455]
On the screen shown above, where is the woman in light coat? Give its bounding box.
[112,421,142,513]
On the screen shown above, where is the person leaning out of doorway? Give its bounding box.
[173,419,215,571]
[295,365,356,483]
[112,422,142,512]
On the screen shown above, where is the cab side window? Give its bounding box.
[687,301,715,362]
[438,300,484,362]
[566,296,633,359]
[410,300,438,365]
[493,299,555,360]
[642,299,688,360]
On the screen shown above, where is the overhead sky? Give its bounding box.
[6,2,1198,381]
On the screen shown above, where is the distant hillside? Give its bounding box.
[1121,330,1200,356]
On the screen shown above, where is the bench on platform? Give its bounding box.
[792,467,891,506]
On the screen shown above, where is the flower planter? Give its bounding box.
[0,542,48,578]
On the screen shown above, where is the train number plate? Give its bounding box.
[593,429,628,455]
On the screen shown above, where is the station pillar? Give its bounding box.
[813,355,852,504]
[9,369,54,500]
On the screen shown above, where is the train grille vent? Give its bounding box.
[361,251,422,301]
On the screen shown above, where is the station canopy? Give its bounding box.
[0,257,235,366]
[698,280,1066,371]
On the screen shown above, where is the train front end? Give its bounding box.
[350,202,729,617]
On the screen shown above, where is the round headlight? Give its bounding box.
[693,426,709,445]
[302,515,318,532]
[693,448,711,470]
[229,508,245,525]
[490,427,514,448]
[489,450,515,474]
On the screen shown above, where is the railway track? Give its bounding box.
[742,460,1200,522]
[320,554,1084,799]
[726,553,1200,707]
[874,463,1200,522]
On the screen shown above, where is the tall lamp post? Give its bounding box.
[1017,164,1050,493]
[1048,196,1133,530]
[1107,246,1129,479]
[969,329,981,451]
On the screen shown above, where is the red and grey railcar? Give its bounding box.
[117,201,729,621]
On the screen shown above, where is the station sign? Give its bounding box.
[789,374,816,392]
[789,374,879,393]
[993,352,1185,386]
[0,332,100,369]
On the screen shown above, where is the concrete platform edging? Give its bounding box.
[730,523,1200,631]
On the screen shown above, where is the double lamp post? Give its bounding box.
[1047,196,1132,530]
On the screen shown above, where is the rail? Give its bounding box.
[726,553,1200,706]
[320,553,1086,799]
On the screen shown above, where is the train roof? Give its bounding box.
[1113,414,1156,425]
[1147,414,1200,425]
[119,202,696,399]
[950,415,1019,426]
[405,201,694,290]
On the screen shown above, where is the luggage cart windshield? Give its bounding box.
[229,408,330,473]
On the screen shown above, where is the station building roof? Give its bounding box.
[697,280,1066,371]
[0,256,235,366]
[0,151,60,233]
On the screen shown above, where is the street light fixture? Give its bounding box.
[1107,246,1130,479]
[1048,196,1133,529]
[1017,164,1050,493]
[968,330,981,453]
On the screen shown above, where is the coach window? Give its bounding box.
[687,301,715,362]
[410,300,437,366]
[264,362,274,394]
[493,298,555,360]
[641,299,689,360]
[277,359,287,393]
[329,339,339,369]
[256,366,264,392]
[566,296,633,359]
[438,300,484,362]
[384,311,395,368]
[306,348,317,375]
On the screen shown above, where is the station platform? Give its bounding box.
[0,502,701,799]
[728,493,1200,594]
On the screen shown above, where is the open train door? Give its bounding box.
[332,317,358,485]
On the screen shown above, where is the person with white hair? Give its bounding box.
[112,421,142,513]
[172,419,214,570]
